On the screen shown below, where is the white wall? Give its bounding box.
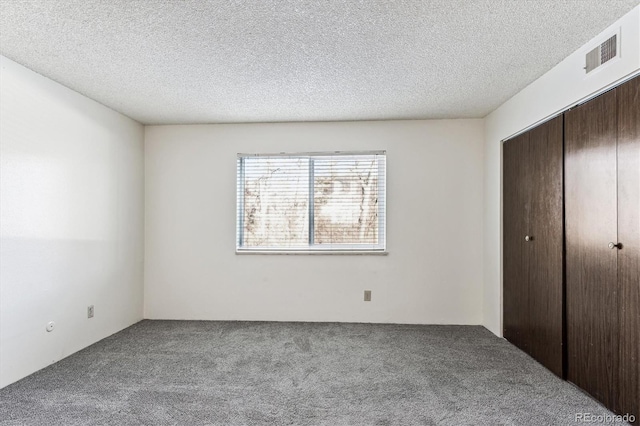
[145,120,484,325]
[482,6,640,336]
[0,56,145,388]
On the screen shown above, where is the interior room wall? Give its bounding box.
[482,6,640,336]
[0,56,145,388]
[144,119,484,325]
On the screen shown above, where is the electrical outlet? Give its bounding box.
[364,290,371,302]
[87,305,94,318]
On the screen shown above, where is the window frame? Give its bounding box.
[236,150,387,255]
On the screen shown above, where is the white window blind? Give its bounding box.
[236,151,386,253]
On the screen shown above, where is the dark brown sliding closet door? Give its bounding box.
[503,132,531,353]
[528,115,564,378]
[617,76,639,420]
[565,89,619,409]
[503,117,564,376]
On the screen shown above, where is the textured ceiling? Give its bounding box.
[0,1,638,124]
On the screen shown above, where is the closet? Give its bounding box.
[504,74,638,420]
[565,76,639,419]
[503,115,564,378]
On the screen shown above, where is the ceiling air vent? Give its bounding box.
[585,34,618,74]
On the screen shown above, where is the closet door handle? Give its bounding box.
[524,235,532,242]
[608,242,621,249]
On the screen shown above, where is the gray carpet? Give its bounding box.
[0,320,620,425]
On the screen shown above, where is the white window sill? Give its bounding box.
[235,250,388,255]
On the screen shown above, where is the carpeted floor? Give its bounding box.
[0,320,620,425]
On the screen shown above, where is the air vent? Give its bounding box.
[585,34,618,74]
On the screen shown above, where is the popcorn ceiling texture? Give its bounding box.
[0,0,637,124]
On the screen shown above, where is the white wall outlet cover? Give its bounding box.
[46,321,55,332]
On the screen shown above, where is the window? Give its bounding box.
[236,151,386,253]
